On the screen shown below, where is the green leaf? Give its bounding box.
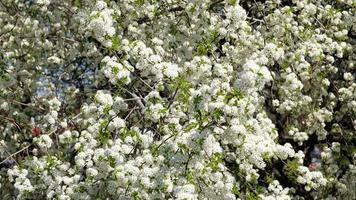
[74,0,81,8]
[90,12,101,20]
[246,193,262,200]
[111,36,121,50]
[193,95,203,105]
[169,24,178,35]
[212,108,224,121]
[195,30,219,55]
[186,170,196,184]
[265,174,274,184]
[160,108,169,114]
[121,127,138,139]
[338,156,350,169]
[174,76,192,102]
[108,156,116,168]
[232,183,240,195]
[225,88,244,102]
[228,0,237,5]
[112,66,119,74]
[196,137,205,147]
[262,152,272,165]
[283,159,300,184]
[135,0,145,6]
[132,191,142,200]
[196,42,210,55]
[178,143,189,154]
[208,152,223,172]
[184,122,198,132]
[98,119,110,145]
[103,105,112,116]
[149,144,159,155]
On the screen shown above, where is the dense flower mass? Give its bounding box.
[0,0,355,199]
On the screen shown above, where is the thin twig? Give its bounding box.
[11,100,46,111]
[0,115,22,131]
[152,134,176,154]
[0,144,31,165]
[119,86,145,109]
[0,126,62,165]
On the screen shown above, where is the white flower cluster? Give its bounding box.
[34,135,53,149]
[7,167,34,198]
[288,127,308,146]
[43,97,62,126]
[47,97,61,111]
[100,56,132,85]
[297,166,327,191]
[259,180,291,200]
[94,90,113,106]
[87,1,117,47]
[0,0,355,199]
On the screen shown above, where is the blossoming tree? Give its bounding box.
[0,0,355,199]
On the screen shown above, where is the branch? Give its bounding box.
[0,144,31,166]
[119,86,146,109]
[10,100,46,111]
[0,128,58,165]
[0,115,22,131]
[136,6,184,24]
[208,0,224,10]
[0,14,18,39]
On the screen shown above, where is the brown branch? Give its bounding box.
[136,6,184,24]
[10,100,46,111]
[0,115,22,131]
[0,128,58,165]
[0,144,31,166]
[209,0,224,10]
